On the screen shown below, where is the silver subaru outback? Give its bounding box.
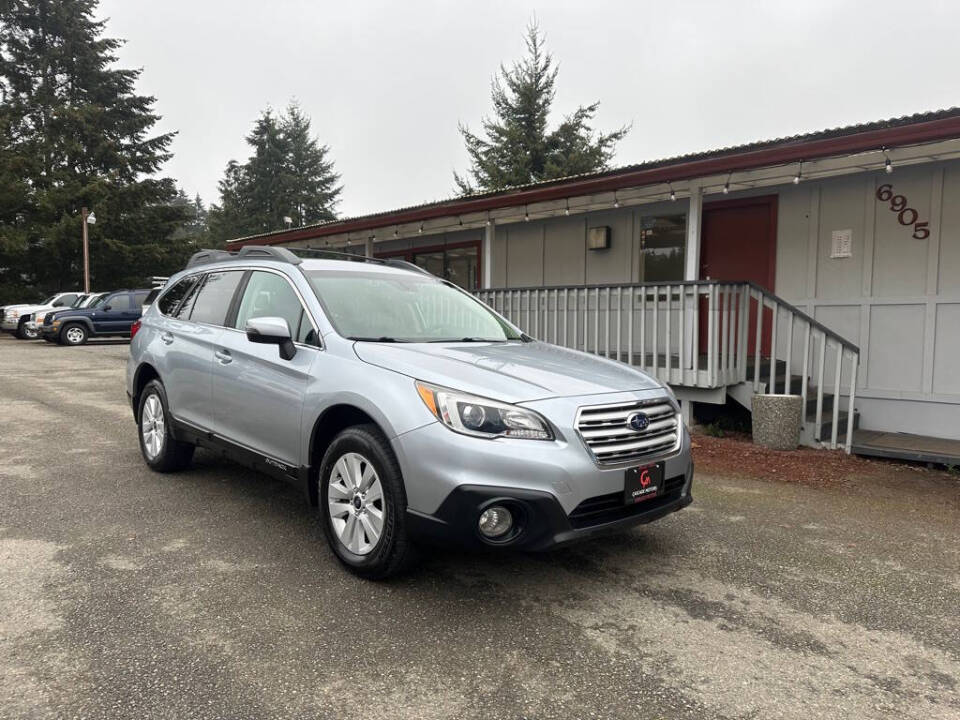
[127,246,693,578]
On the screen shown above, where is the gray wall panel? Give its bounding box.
[933,303,960,395]
[815,176,866,299]
[871,166,932,297]
[866,304,925,391]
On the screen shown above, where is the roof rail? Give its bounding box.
[237,245,302,265]
[296,247,435,278]
[185,245,303,270]
[186,249,235,268]
[184,244,434,279]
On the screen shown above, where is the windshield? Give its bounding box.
[71,296,86,307]
[85,294,107,308]
[305,269,522,343]
[42,295,56,305]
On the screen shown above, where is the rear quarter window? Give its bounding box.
[157,276,199,316]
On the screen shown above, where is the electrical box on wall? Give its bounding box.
[587,226,611,250]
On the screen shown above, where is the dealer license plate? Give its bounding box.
[623,462,663,505]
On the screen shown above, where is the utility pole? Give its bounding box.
[81,207,96,293]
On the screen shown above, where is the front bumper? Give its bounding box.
[407,476,693,551]
[2,318,19,331]
[391,388,693,551]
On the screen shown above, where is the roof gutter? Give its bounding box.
[228,114,960,248]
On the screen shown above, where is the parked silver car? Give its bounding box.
[127,247,693,578]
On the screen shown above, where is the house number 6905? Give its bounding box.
[876,183,929,239]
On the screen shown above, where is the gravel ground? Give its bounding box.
[1,333,958,720]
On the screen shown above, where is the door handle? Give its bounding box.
[215,349,232,364]
[160,332,174,345]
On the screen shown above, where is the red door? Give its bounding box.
[699,196,777,357]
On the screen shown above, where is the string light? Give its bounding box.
[613,191,620,209]
[669,183,676,202]
[722,173,731,194]
[793,160,803,184]
[418,223,423,234]
[524,205,530,221]
[564,199,570,216]
[883,147,894,174]
[486,212,492,227]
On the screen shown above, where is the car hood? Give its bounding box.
[8,303,50,315]
[353,340,664,402]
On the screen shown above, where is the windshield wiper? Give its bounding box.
[348,336,408,343]
[424,337,510,343]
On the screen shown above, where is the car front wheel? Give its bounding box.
[17,319,38,340]
[137,379,194,472]
[318,425,417,579]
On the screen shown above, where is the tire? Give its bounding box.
[137,379,194,472]
[60,323,88,346]
[16,319,38,340]
[318,424,418,579]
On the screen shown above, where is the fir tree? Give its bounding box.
[208,103,341,242]
[0,0,195,300]
[455,22,629,195]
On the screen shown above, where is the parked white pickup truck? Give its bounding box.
[2,291,85,339]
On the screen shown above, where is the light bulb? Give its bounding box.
[885,157,893,174]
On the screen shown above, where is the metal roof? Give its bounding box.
[228,107,960,248]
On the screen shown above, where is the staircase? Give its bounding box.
[477,281,860,452]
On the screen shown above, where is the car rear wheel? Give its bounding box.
[60,323,88,346]
[318,425,417,579]
[137,379,194,472]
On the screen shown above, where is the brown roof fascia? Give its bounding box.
[228,114,960,248]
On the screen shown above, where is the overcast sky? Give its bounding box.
[97,0,960,218]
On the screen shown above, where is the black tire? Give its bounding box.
[318,424,418,579]
[59,322,88,346]
[16,319,38,340]
[137,379,194,472]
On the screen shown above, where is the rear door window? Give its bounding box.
[189,271,245,327]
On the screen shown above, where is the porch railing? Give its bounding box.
[476,281,860,452]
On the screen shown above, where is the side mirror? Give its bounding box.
[102,305,112,312]
[246,316,296,360]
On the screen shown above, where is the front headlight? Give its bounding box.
[415,381,554,440]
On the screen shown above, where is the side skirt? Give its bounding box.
[170,417,306,490]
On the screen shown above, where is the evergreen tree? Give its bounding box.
[0,0,195,301]
[455,22,629,195]
[208,103,341,243]
[283,102,340,227]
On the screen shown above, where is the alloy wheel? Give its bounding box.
[141,393,166,460]
[65,326,85,344]
[327,452,385,555]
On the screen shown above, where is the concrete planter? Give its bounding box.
[752,394,803,450]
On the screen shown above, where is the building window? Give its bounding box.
[377,242,481,291]
[640,215,686,282]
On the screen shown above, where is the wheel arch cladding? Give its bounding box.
[307,405,390,507]
[132,364,161,417]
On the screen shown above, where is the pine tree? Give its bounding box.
[208,104,341,243]
[0,0,195,301]
[455,22,629,195]
[282,102,341,227]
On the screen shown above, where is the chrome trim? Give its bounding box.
[575,397,683,466]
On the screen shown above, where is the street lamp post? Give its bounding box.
[81,207,96,293]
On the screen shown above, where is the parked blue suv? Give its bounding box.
[46,289,151,345]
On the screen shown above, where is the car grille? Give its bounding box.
[575,399,680,464]
[568,474,686,529]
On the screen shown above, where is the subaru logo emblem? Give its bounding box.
[628,412,650,432]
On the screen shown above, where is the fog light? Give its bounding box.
[478,505,513,539]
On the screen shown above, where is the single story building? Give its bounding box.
[227,108,960,461]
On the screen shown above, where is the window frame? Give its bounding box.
[156,273,203,318]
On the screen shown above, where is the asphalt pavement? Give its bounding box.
[1,333,958,720]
